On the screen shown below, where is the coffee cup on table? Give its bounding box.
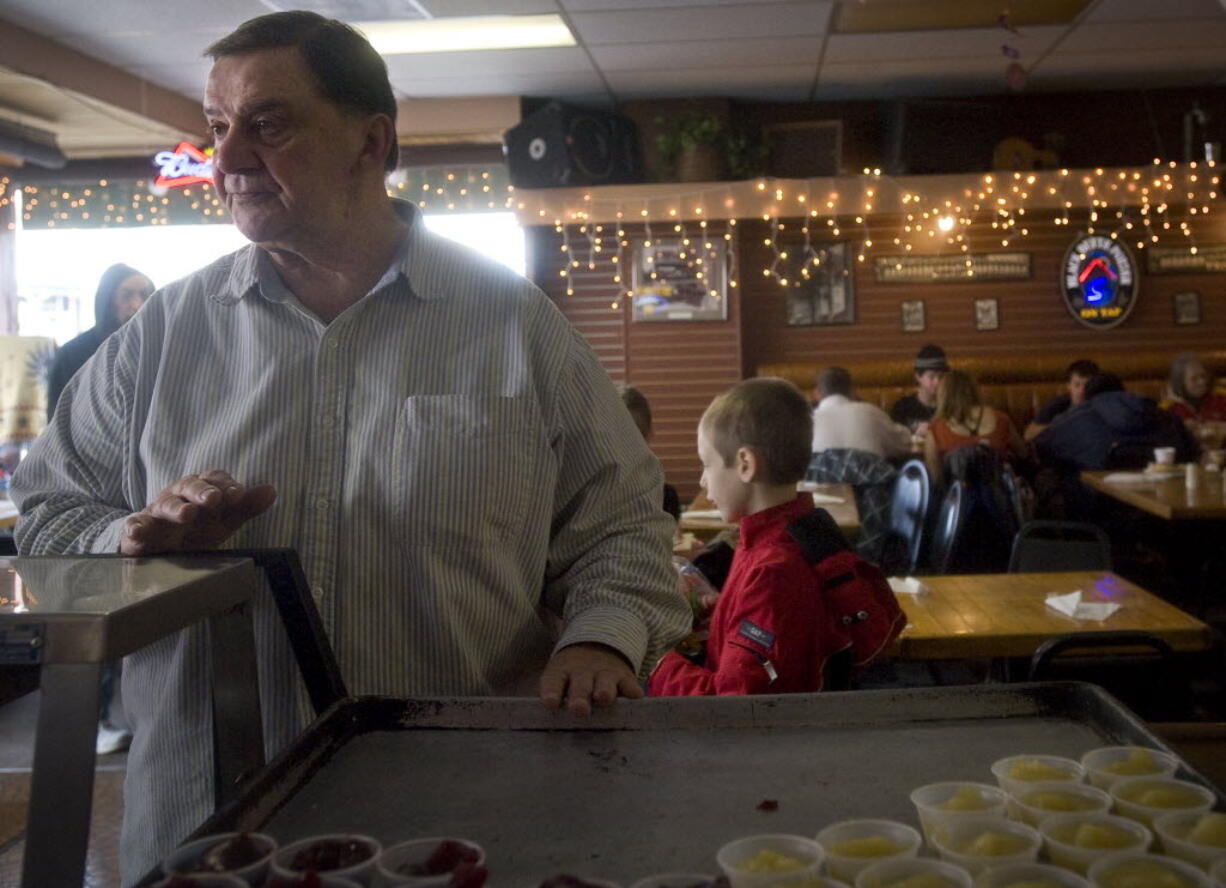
[1153,447,1176,465]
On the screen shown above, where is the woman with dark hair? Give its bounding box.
[1161,353,1226,424]
[47,263,154,418]
[923,369,1026,480]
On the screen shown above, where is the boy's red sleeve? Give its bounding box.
[647,560,823,696]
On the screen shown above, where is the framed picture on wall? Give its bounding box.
[631,237,728,322]
[1173,291,1201,325]
[974,298,999,331]
[900,300,926,332]
[784,241,855,326]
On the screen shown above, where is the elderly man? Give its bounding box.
[12,11,687,883]
[811,366,912,460]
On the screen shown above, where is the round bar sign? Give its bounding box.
[1061,234,1138,329]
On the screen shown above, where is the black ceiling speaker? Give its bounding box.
[503,101,642,189]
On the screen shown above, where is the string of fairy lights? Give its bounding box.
[0,165,516,230]
[512,159,1222,310]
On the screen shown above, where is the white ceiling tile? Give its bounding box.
[1055,19,1226,52]
[811,77,1001,101]
[605,65,816,100]
[0,0,268,38]
[57,30,232,71]
[396,70,608,98]
[384,46,595,79]
[561,0,806,9]
[589,35,821,70]
[824,26,1066,64]
[1083,0,1226,23]
[415,0,558,13]
[569,2,833,45]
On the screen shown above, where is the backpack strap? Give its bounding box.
[785,508,851,564]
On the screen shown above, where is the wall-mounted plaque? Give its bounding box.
[783,241,855,326]
[631,238,728,322]
[874,252,1031,284]
[974,298,999,331]
[1173,291,1201,325]
[1147,244,1226,274]
[1061,234,1138,330]
[900,300,926,332]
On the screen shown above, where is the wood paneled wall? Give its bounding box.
[528,209,1226,501]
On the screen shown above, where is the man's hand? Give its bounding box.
[538,642,643,717]
[119,470,277,556]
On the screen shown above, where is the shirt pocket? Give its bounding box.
[392,394,536,548]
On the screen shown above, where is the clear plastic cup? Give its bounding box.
[855,857,973,888]
[1109,777,1216,828]
[153,876,248,887]
[972,860,1090,887]
[930,816,1042,877]
[1210,856,1226,887]
[1038,813,1153,876]
[991,756,1085,799]
[377,837,485,886]
[271,833,381,885]
[816,819,922,884]
[912,782,1010,846]
[715,834,826,888]
[161,831,277,884]
[1007,781,1113,827]
[1080,747,1180,791]
[1086,850,1212,888]
[1154,811,1226,871]
[628,874,719,888]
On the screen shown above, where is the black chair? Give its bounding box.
[1000,463,1027,531]
[889,459,930,574]
[1008,520,1113,573]
[1028,631,1195,721]
[925,480,965,574]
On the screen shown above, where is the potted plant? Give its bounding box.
[655,110,767,182]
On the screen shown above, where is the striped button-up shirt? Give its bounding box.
[12,201,689,884]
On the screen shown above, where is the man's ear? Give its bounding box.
[357,113,397,172]
[735,446,758,482]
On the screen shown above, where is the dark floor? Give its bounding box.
[0,691,127,888]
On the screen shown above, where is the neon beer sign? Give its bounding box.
[152,142,213,188]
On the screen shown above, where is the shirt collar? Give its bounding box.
[738,492,814,548]
[818,394,850,411]
[214,199,447,305]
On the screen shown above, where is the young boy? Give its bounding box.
[649,377,875,696]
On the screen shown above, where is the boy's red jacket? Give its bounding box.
[648,493,851,696]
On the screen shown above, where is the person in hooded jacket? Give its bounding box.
[47,263,154,418]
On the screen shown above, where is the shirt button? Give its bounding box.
[311,585,325,600]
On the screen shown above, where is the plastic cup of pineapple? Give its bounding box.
[1154,811,1226,870]
[1007,781,1113,827]
[971,860,1090,887]
[816,820,922,884]
[715,834,826,888]
[855,857,973,888]
[1080,747,1180,791]
[628,874,721,888]
[1109,777,1216,828]
[912,783,1010,846]
[1086,850,1212,888]
[930,816,1042,877]
[991,756,1085,799]
[1038,813,1153,875]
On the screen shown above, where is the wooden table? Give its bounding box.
[1079,469,1226,521]
[890,571,1213,660]
[679,482,861,541]
[0,498,17,531]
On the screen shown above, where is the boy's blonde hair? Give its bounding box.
[701,377,812,484]
[934,369,983,425]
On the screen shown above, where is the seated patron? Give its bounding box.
[1024,358,1099,442]
[923,369,1026,482]
[890,343,947,433]
[1160,353,1226,424]
[621,384,681,521]
[1035,373,1198,472]
[811,366,912,460]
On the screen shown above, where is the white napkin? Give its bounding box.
[809,492,845,504]
[1100,472,1153,483]
[681,509,724,520]
[888,576,928,595]
[1045,590,1121,621]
